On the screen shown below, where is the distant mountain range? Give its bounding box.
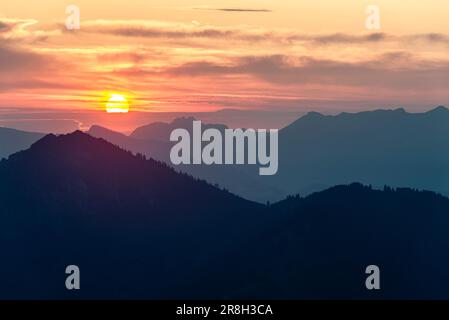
[88,118,283,202]
[90,106,449,202]
[0,127,45,160]
[130,116,228,141]
[270,105,449,198]
[2,106,449,203]
[1,131,449,299]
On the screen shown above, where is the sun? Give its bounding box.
[106,94,129,113]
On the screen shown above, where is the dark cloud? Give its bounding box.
[96,51,147,64]
[0,79,78,92]
[410,33,449,45]
[99,27,239,39]
[194,8,272,12]
[77,21,449,47]
[0,43,70,92]
[0,21,9,32]
[0,19,54,43]
[297,32,390,44]
[163,54,449,90]
[0,44,48,72]
[76,22,269,42]
[83,24,390,44]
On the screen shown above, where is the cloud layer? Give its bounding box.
[0,16,448,123]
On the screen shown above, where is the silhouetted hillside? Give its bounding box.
[102,106,449,202]
[0,131,262,299]
[260,183,449,299]
[0,127,45,160]
[130,117,227,141]
[267,106,449,197]
[2,131,449,299]
[88,125,171,162]
[91,122,282,203]
[3,106,449,203]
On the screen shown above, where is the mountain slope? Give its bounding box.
[130,117,227,141]
[0,131,262,299]
[127,106,449,201]
[87,125,171,162]
[4,106,449,203]
[0,127,45,160]
[260,183,449,299]
[2,132,449,299]
[91,122,283,203]
[257,106,449,198]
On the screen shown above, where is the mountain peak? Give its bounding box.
[87,125,126,137]
[72,129,86,136]
[303,111,325,119]
[392,107,406,114]
[88,125,108,132]
[171,117,197,126]
[29,130,105,154]
[31,132,57,145]
[426,105,448,114]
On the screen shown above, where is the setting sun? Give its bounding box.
[106,94,129,113]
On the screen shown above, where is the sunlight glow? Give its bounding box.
[106,94,129,113]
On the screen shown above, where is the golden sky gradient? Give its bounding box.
[1,0,448,132]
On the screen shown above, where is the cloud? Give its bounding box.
[285,32,448,46]
[1,16,448,112]
[0,21,10,32]
[75,20,266,41]
[410,33,449,45]
[0,79,79,92]
[0,43,48,72]
[0,42,74,93]
[194,8,272,13]
[0,18,59,42]
[163,53,449,90]
[1,17,448,52]
[71,20,449,48]
[293,32,390,44]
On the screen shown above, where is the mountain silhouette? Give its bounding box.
[114,106,449,202]
[90,122,281,203]
[262,105,449,198]
[2,131,449,299]
[88,125,171,162]
[2,106,449,204]
[0,131,262,299]
[130,117,228,141]
[0,127,45,160]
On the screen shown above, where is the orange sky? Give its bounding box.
[1,0,449,132]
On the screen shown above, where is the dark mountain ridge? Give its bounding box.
[2,131,449,299]
[89,122,282,203]
[130,116,228,141]
[266,105,449,197]
[0,131,263,298]
[2,106,449,203]
[0,127,45,160]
